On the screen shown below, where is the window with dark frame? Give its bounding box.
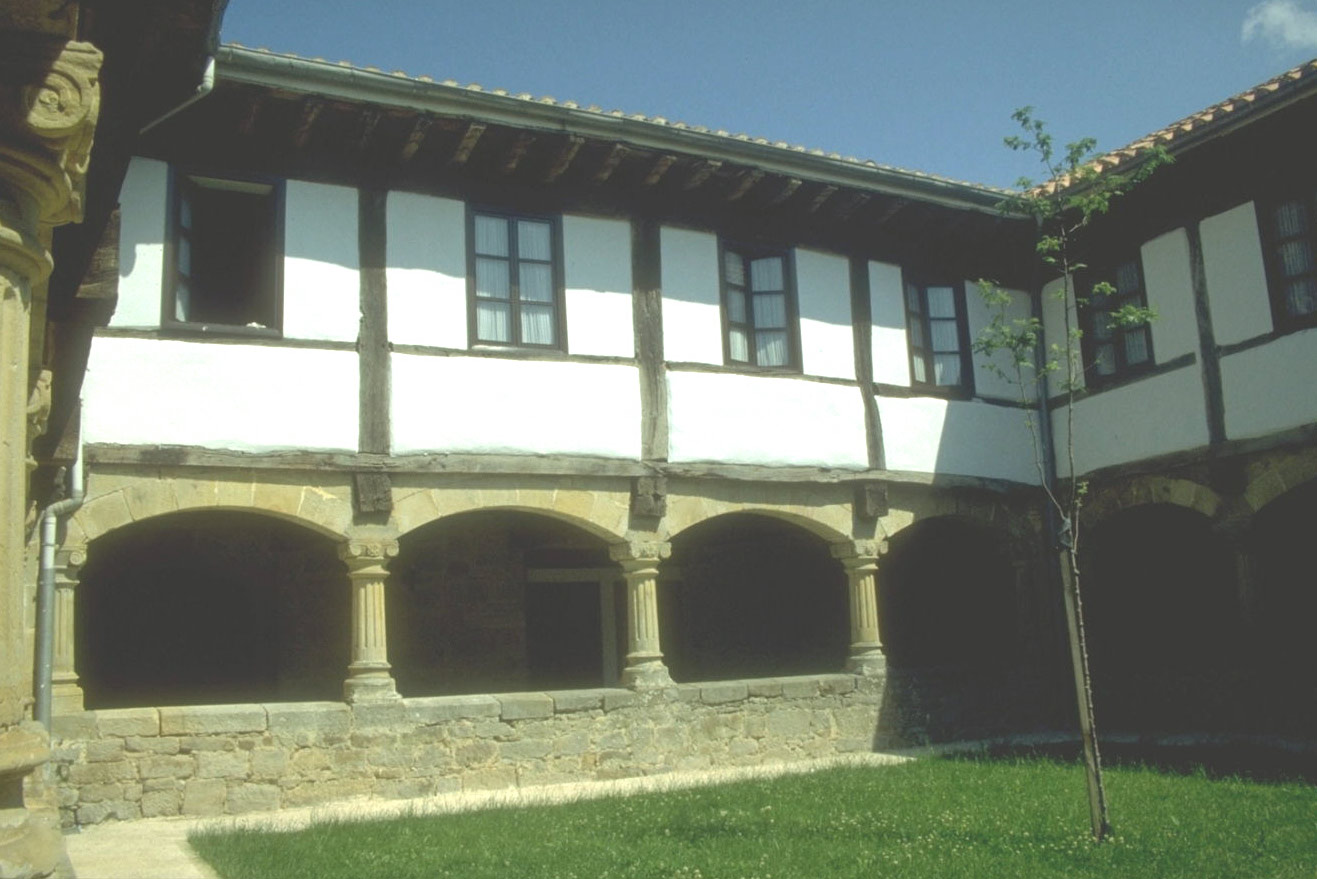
[1081,257,1153,384]
[1258,192,1317,330]
[721,245,796,369]
[904,279,971,391]
[469,211,562,348]
[165,171,283,333]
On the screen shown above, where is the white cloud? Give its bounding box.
[1242,0,1317,52]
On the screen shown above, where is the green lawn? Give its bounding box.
[190,757,1317,879]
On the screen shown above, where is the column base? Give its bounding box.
[50,681,83,716]
[846,648,887,676]
[343,667,399,703]
[621,659,673,690]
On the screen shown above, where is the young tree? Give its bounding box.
[975,109,1170,842]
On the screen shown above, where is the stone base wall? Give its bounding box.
[49,669,1062,828]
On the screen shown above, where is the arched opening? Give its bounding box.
[390,510,618,696]
[1247,477,1317,735]
[878,516,1017,669]
[1083,503,1237,730]
[78,510,348,709]
[662,513,847,682]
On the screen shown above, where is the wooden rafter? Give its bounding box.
[237,98,263,137]
[641,154,678,187]
[593,143,629,184]
[399,115,433,162]
[834,191,871,221]
[726,169,764,202]
[450,121,486,166]
[356,109,382,152]
[543,135,585,183]
[807,184,838,213]
[768,177,802,205]
[683,159,721,191]
[500,133,536,175]
[872,197,910,225]
[292,97,324,149]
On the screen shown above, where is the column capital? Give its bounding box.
[830,539,886,566]
[609,539,671,566]
[55,544,85,573]
[338,537,399,570]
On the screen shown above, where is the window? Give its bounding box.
[1258,193,1317,329]
[469,211,563,348]
[720,244,797,368]
[904,279,971,390]
[165,170,283,333]
[1081,257,1153,383]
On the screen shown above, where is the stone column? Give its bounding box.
[609,541,673,689]
[832,540,887,675]
[50,546,84,714]
[338,537,400,702]
[0,16,101,879]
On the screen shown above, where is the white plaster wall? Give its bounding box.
[563,215,634,358]
[82,337,358,451]
[667,371,868,468]
[392,355,640,458]
[965,282,1035,402]
[1039,276,1084,391]
[1221,327,1317,439]
[1142,228,1198,361]
[1201,201,1273,346]
[869,260,910,387]
[1052,365,1209,475]
[110,157,168,329]
[282,180,360,343]
[386,192,467,349]
[795,248,855,380]
[660,227,723,365]
[878,396,1040,484]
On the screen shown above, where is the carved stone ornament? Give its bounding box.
[609,539,672,564]
[830,538,886,563]
[339,538,400,564]
[24,367,51,472]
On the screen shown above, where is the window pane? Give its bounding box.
[475,257,510,298]
[933,353,962,386]
[1278,239,1314,277]
[911,356,927,384]
[1094,343,1115,376]
[476,300,510,342]
[723,251,746,287]
[174,282,191,322]
[905,284,922,314]
[756,330,788,366]
[179,191,193,231]
[521,303,555,345]
[1092,311,1113,340]
[518,220,552,262]
[1275,199,1308,238]
[726,289,747,324]
[177,237,191,276]
[749,257,784,292]
[1285,277,1317,316]
[926,286,956,319]
[753,292,786,329]
[519,262,553,302]
[474,215,508,257]
[908,317,925,349]
[1124,327,1150,365]
[728,327,749,362]
[1115,261,1140,295]
[929,318,960,353]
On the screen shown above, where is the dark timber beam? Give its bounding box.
[726,169,764,202]
[807,184,838,213]
[641,154,677,187]
[500,132,536,175]
[632,217,669,461]
[768,177,802,206]
[543,135,584,183]
[237,98,262,137]
[292,96,324,149]
[356,109,382,152]
[833,191,871,221]
[683,159,721,191]
[593,143,629,184]
[449,121,486,166]
[357,188,390,455]
[849,255,885,469]
[398,114,433,162]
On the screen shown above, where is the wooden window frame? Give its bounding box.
[717,240,801,371]
[161,166,285,338]
[903,276,973,396]
[1256,191,1317,334]
[466,208,567,351]
[1078,255,1155,388]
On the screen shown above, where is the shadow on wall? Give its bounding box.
[78,510,349,709]
[660,513,848,683]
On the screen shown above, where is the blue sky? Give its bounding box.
[221,1,1317,189]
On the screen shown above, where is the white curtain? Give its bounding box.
[474,215,508,256]
[521,303,554,345]
[753,293,786,329]
[756,330,788,366]
[476,301,510,342]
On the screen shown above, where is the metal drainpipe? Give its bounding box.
[34,433,84,731]
[139,55,216,135]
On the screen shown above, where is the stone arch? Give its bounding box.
[1243,451,1317,515]
[391,478,631,544]
[68,471,353,546]
[1080,475,1222,530]
[664,486,853,544]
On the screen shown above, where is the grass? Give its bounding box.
[190,756,1317,879]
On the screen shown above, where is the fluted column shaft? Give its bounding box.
[833,541,887,675]
[50,546,84,713]
[610,541,673,689]
[338,538,400,702]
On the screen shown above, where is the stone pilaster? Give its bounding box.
[832,540,887,675]
[338,537,400,703]
[609,540,673,689]
[50,546,84,714]
[0,19,101,879]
